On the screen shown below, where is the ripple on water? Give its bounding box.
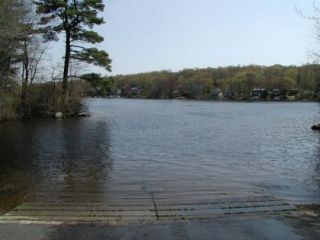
[0,100,319,212]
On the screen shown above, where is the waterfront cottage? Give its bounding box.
[251,88,267,100]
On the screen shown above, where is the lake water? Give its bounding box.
[1,99,320,211]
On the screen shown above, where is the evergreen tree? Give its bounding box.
[0,0,26,87]
[34,0,111,95]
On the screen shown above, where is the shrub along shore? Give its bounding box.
[0,81,89,121]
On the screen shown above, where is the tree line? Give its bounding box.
[112,64,320,100]
[0,0,111,121]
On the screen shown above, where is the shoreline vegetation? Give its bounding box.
[113,65,320,101]
[0,0,111,122]
[2,63,320,122]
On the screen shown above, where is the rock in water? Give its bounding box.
[55,112,63,119]
[311,124,320,130]
[77,112,91,117]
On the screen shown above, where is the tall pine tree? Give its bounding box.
[34,0,111,95]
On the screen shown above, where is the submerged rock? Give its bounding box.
[77,112,91,117]
[311,124,320,130]
[55,112,63,119]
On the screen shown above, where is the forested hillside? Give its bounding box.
[114,65,320,100]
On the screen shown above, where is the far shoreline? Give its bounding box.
[88,97,320,103]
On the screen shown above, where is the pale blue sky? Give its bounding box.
[50,0,318,75]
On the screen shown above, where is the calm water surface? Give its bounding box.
[1,99,320,210]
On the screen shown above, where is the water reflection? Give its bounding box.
[59,119,113,192]
[0,118,113,211]
[0,121,39,212]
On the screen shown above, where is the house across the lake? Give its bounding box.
[271,89,281,100]
[287,89,299,101]
[223,90,234,99]
[211,88,223,100]
[250,88,267,100]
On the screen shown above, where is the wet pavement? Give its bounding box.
[0,218,306,240]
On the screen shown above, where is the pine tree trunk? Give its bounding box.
[63,31,71,96]
[21,40,29,114]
